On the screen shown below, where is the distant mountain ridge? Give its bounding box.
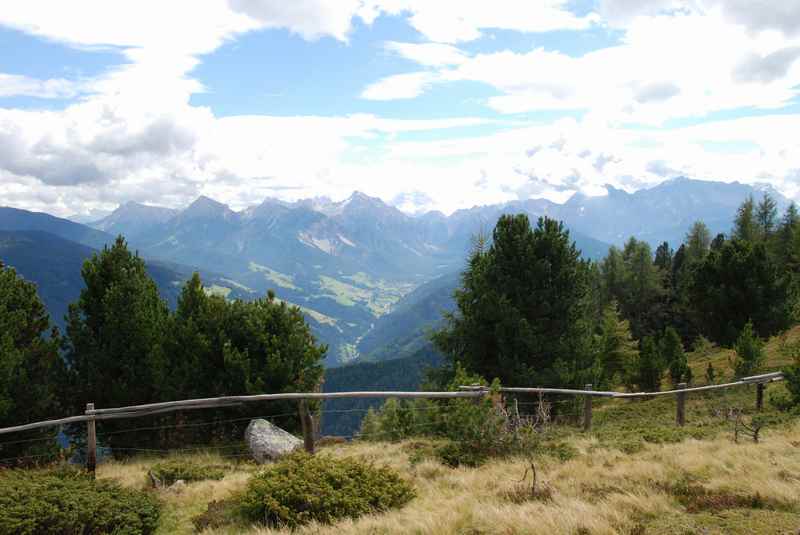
[0,230,251,331]
[3,177,787,367]
[91,201,178,237]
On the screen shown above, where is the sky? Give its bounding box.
[1,0,800,218]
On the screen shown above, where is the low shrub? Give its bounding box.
[232,452,415,529]
[769,388,795,412]
[147,458,226,487]
[192,500,235,532]
[659,475,787,513]
[0,466,160,535]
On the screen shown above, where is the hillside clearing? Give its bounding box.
[88,334,800,534]
[93,416,800,535]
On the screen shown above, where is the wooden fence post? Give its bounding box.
[756,383,765,412]
[583,384,592,432]
[676,383,687,427]
[313,381,323,441]
[86,403,96,477]
[298,400,315,454]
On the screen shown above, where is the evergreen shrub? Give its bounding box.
[233,452,414,528]
[0,466,160,535]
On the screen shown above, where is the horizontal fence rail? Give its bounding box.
[0,370,786,472]
[0,391,486,436]
[459,371,784,399]
[0,373,784,436]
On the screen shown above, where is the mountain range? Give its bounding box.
[2,177,791,367]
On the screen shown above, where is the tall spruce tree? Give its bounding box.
[433,214,592,387]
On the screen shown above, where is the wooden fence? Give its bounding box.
[0,371,784,474]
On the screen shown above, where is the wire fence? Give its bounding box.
[0,371,783,468]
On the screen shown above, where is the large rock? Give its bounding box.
[245,419,302,463]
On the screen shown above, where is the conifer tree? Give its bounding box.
[685,221,711,264]
[434,214,591,387]
[733,195,757,242]
[660,327,688,386]
[630,336,663,391]
[756,192,778,239]
[0,261,65,461]
[732,321,764,378]
[654,241,672,267]
[594,302,639,388]
[621,238,663,338]
[690,237,791,345]
[64,236,170,412]
[776,202,799,270]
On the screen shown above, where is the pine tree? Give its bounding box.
[621,238,664,339]
[710,233,726,251]
[654,242,673,273]
[165,272,327,442]
[756,192,778,239]
[64,236,170,411]
[685,221,711,264]
[775,202,799,270]
[732,321,764,378]
[690,238,791,345]
[434,214,592,387]
[594,302,639,388]
[0,261,65,461]
[600,246,627,305]
[660,327,688,386]
[631,336,664,392]
[733,195,757,242]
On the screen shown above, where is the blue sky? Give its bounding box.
[1,0,799,217]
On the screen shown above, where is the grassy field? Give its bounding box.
[37,329,800,533]
[95,418,800,535]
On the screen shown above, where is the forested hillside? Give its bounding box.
[322,347,443,436]
[0,230,251,329]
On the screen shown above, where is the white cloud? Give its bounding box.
[0,74,82,99]
[601,0,800,36]
[227,0,378,41]
[372,0,596,43]
[1,0,800,218]
[378,10,800,124]
[383,41,467,66]
[361,71,440,100]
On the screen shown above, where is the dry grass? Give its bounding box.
[94,423,800,535]
[88,335,800,535]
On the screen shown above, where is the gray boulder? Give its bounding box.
[245,419,302,463]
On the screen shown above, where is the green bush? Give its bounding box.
[147,458,226,487]
[233,452,414,528]
[732,321,765,378]
[0,466,160,535]
[360,370,553,467]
